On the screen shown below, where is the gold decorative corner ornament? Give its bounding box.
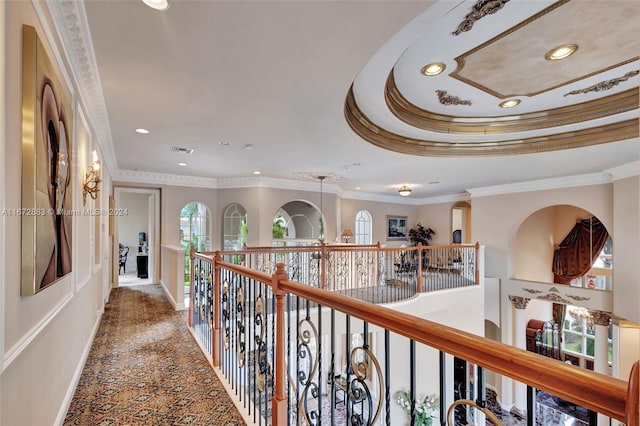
[436,90,472,106]
[565,70,640,97]
[452,0,511,36]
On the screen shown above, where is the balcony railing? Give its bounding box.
[188,247,639,426]
[213,242,479,305]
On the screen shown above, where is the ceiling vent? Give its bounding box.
[171,146,194,154]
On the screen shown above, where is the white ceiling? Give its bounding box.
[67,0,639,200]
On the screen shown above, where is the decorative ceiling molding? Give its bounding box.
[346,87,639,157]
[452,0,511,36]
[565,70,640,97]
[435,90,472,106]
[45,0,117,175]
[449,0,639,98]
[114,170,218,188]
[385,73,639,135]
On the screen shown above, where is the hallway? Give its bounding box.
[63,284,246,425]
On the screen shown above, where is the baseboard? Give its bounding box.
[159,280,186,311]
[54,308,103,426]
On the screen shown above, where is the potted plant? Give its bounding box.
[408,223,435,247]
[394,390,439,426]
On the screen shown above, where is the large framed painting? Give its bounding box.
[386,215,407,241]
[21,25,74,295]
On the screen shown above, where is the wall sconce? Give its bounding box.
[398,185,412,197]
[83,150,101,205]
[341,228,354,243]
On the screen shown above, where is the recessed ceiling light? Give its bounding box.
[545,44,578,61]
[178,162,187,167]
[421,62,446,76]
[142,0,169,11]
[499,99,521,108]
[135,128,149,134]
[245,144,254,150]
[219,141,230,146]
[253,171,261,175]
[355,187,361,190]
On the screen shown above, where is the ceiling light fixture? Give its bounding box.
[545,44,578,61]
[135,128,149,134]
[253,171,261,175]
[398,185,412,197]
[499,99,521,108]
[142,0,170,11]
[178,162,187,166]
[421,62,446,76]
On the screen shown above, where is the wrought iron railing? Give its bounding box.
[213,242,479,305]
[188,250,639,426]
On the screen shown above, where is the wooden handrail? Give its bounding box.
[202,256,637,424]
[277,277,630,422]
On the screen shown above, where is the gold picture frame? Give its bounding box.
[21,25,74,295]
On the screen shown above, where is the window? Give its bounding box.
[223,203,247,251]
[355,210,372,244]
[562,305,612,364]
[180,202,211,285]
[569,236,612,290]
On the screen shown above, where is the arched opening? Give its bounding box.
[272,200,322,246]
[222,203,247,251]
[180,201,212,298]
[451,201,471,244]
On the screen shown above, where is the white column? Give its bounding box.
[591,310,611,425]
[509,296,530,416]
[611,319,640,426]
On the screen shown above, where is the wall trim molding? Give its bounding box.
[2,290,74,369]
[54,309,102,426]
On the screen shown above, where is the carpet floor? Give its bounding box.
[63,283,246,426]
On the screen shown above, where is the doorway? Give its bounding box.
[113,187,160,287]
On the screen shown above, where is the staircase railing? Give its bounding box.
[188,249,639,426]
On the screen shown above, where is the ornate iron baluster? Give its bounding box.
[297,317,320,425]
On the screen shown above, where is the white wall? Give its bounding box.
[1,2,110,425]
[117,192,149,272]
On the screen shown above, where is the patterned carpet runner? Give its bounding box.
[64,284,246,425]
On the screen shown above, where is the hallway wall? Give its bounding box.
[1,2,112,425]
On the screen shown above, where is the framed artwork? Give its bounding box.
[386,215,407,241]
[21,25,74,295]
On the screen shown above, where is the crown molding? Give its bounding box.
[44,0,117,175]
[467,171,614,198]
[114,170,218,188]
[605,161,639,181]
[216,176,343,195]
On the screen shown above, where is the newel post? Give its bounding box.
[212,251,222,367]
[189,247,195,328]
[417,244,423,292]
[626,360,639,426]
[271,263,289,426]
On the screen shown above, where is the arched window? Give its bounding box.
[180,202,211,289]
[223,203,247,251]
[355,210,372,244]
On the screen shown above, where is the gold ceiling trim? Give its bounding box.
[345,86,638,157]
[385,72,639,135]
[449,0,639,98]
